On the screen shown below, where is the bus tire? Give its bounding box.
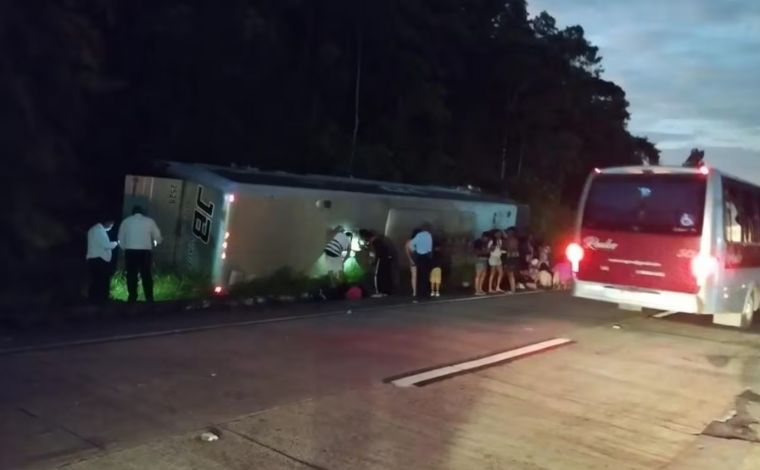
[713,289,756,329]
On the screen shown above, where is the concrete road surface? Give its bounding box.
[3,292,760,469]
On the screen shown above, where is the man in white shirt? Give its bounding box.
[86,219,118,302]
[118,206,163,302]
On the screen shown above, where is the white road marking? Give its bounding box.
[390,337,574,387]
[652,310,679,318]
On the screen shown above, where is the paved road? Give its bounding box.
[3,292,760,469]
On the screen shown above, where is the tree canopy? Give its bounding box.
[1,0,659,294]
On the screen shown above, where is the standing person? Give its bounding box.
[118,206,162,303]
[405,229,422,298]
[487,230,505,294]
[472,232,490,295]
[429,238,444,297]
[410,224,434,299]
[361,229,395,297]
[86,218,119,303]
[324,226,352,286]
[503,235,521,293]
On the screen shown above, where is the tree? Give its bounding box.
[1,0,662,301]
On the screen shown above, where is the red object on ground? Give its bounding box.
[345,286,363,300]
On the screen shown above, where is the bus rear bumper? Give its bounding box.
[573,280,703,314]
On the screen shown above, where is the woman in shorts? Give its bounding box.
[487,230,505,294]
[473,232,490,295]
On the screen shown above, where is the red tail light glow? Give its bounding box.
[699,166,710,175]
[213,286,224,295]
[691,253,718,282]
[566,243,584,273]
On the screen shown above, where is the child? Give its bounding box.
[430,239,444,297]
[536,244,556,289]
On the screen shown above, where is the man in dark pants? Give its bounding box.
[86,219,118,302]
[411,224,434,299]
[118,206,162,302]
[361,229,396,297]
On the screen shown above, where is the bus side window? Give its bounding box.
[724,179,760,245]
[749,189,760,245]
[725,187,742,244]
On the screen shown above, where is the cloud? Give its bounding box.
[528,0,760,178]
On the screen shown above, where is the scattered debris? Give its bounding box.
[702,389,760,442]
[706,354,732,368]
[612,324,622,330]
[200,431,219,442]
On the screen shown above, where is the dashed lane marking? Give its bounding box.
[385,337,575,388]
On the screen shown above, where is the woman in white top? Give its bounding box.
[487,230,505,294]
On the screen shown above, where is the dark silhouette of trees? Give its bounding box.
[1,0,660,301]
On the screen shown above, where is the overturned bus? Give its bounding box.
[123,162,528,291]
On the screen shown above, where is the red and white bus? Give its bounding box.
[568,165,760,328]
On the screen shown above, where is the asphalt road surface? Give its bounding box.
[3,292,760,469]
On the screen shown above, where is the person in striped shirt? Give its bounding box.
[324,226,352,285]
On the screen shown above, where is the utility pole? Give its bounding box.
[348,4,363,178]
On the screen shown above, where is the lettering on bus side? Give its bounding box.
[192,186,215,244]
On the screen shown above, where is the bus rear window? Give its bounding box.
[582,174,706,235]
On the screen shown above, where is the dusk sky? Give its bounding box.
[529,0,760,179]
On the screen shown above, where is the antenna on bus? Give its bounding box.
[682,148,705,168]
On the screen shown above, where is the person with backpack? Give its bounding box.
[323,226,352,286]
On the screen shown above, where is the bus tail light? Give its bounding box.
[566,243,584,273]
[691,254,718,281]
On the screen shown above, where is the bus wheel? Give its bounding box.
[742,291,757,328]
[713,291,756,329]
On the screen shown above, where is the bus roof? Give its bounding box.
[596,165,760,189]
[596,165,707,175]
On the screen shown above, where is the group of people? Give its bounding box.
[472,229,571,295]
[85,206,163,304]
[323,224,444,300]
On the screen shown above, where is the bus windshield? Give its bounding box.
[582,174,706,235]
